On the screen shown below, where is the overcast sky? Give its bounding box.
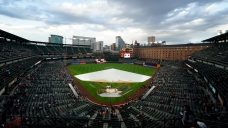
[0,0,228,45]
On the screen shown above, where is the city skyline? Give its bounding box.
[0,0,228,45]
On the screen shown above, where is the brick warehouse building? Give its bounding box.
[134,43,211,61]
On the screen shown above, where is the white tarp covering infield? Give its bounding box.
[75,68,151,83]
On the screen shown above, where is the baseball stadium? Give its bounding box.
[0,1,228,128]
[0,29,228,128]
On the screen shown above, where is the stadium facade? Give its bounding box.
[134,43,211,61]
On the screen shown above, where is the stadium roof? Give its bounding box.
[28,40,91,47]
[0,29,29,42]
[202,32,228,43]
[0,29,91,47]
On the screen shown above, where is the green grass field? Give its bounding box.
[67,63,155,105]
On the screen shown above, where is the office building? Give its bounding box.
[92,41,103,52]
[111,43,116,51]
[72,36,96,48]
[148,36,155,45]
[49,35,63,44]
[116,36,125,51]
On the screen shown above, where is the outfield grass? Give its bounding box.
[67,63,154,76]
[67,63,155,105]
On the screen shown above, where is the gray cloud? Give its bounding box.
[0,0,227,44]
[106,0,228,43]
[0,0,49,21]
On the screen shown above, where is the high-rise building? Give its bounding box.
[134,40,140,46]
[125,44,132,48]
[103,45,111,52]
[72,36,96,48]
[92,41,103,52]
[111,43,116,51]
[116,36,125,51]
[148,36,155,45]
[49,35,63,44]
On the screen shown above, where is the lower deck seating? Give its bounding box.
[7,61,98,127]
[119,61,223,128]
[186,61,228,102]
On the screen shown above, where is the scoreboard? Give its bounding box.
[120,48,133,58]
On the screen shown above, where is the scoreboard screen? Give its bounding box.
[124,53,131,58]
